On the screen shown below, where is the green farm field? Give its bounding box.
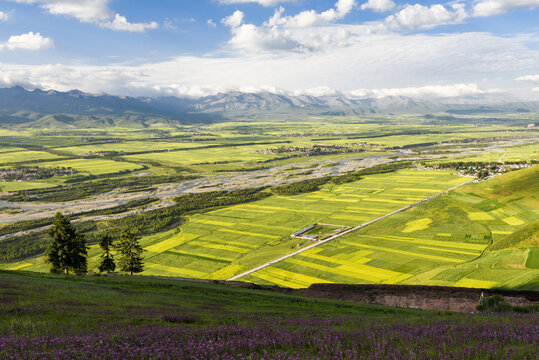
[54,140,220,155]
[247,166,539,289]
[0,181,58,192]
[4,170,472,279]
[0,150,64,164]
[37,158,144,175]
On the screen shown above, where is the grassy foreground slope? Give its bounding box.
[0,270,537,359]
[249,166,539,290]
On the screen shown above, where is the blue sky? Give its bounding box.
[0,0,538,100]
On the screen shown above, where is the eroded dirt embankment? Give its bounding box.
[282,284,539,312]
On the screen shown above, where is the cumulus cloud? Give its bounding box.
[222,10,245,28]
[383,3,468,31]
[0,11,10,21]
[473,0,539,17]
[266,0,355,28]
[0,32,54,51]
[217,0,297,6]
[15,0,158,32]
[516,74,539,84]
[360,0,395,13]
[101,14,158,33]
[207,19,217,28]
[222,0,358,52]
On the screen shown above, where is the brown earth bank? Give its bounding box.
[281,284,539,313]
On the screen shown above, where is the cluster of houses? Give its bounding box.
[0,166,80,182]
[421,161,533,181]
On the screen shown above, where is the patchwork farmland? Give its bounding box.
[2,170,472,278]
[142,170,471,281]
[246,166,539,289]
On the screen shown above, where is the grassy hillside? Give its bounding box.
[0,270,537,359]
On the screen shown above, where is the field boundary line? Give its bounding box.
[227,178,474,281]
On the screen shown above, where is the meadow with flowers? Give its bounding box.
[1,270,537,359]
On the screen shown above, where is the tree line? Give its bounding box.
[272,161,411,195]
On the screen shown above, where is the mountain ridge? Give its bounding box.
[1,86,538,128]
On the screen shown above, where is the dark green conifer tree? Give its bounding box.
[98,234,116,274]
[117,229,144,276]
[46,212,88,275]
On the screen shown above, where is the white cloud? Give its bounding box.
[101,14,158,33]
[473,0,539,17]
[533,87,539,92]
[384,3,468,31]
[15,0,158,32]
[1,32,537,100]
[15,0,112,22]
[294,86,338,97]
[163,19,178,30]
[348,83,499,99]
[0,32,54,51]
[516,74,539,84]
[222,1,358,52]
[207,19,217,28]
[0,11,10,21]
[360,0,395,13]
[217,0,297,6]
[222,10,245,28]
[266,0,356,28]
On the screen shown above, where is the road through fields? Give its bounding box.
[227,178,474,281]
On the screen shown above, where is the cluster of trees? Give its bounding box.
[330,162,411,185]
[477,295,539,313]
[272,177,331,195]
[46,212,144,275]
[108,187,271,236]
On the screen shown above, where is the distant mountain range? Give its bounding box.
[1,86,538,128]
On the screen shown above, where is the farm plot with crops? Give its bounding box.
[123,143,290,169]
[132,170,471,280]
[0,150,64,165]
[247,166,539,289]
[0,181,58,192]
[54,140,220,155]
[38,158,144,175]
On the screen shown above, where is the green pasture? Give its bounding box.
[54,141,220,155]
[0,181,58,192]
[247,166,539,289]
[0,146,26,153]
[0,150,63,164]
[38,158,144,175]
